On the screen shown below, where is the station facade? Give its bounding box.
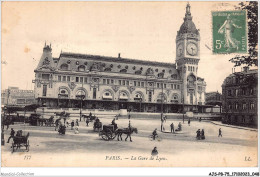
[33,4,207,113]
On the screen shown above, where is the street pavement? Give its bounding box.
[1,117,258,167]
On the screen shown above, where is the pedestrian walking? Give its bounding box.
[199,117,201,122]
[76,119,79,126]
[218,128,222,137]
[201,129,205,140]
[7,128,15,143]
[188,118,191,126]
[71,120,75,130]
[151,147,158,156]
[86,117,90,126]
[170,123,174,133]
[196,129,201,140]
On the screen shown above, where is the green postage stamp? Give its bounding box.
[212,10,247,54]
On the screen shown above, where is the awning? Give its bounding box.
[171,100,179,103]
[102,95,113,100]
[119,95,129,100]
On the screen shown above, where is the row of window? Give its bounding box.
[227,102,255,110]
[188,66,196,72]
[227,88,255,96]
[57,75,182,89]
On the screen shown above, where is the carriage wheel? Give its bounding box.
[111,132,116,140]
[26,140,30,152]
[101,133,109,141]
[106,129,114,140]
[12,143,15,153]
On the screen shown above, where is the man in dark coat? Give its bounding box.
[170,123,174,133]
[71,120,75,130]
[151,147,158,156]
[196,129,201,139]
[7,128,15,143]
[218,128,222,137]
[152,128,158,140]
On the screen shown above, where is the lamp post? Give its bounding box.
[80,80,84,122]
[161,82,164,132]
[139,98,142,112]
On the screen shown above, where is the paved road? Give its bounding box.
[1,117,258,167]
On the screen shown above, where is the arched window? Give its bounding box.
[157,93,167,103]
[76,90,86,99]
[60,64,68,70]
[171,94,179,103]
[134,92,143,101]
[187,74,196,87]
[119,91,129,100]
[78,65,85,72]
[59,89,69,98]
[102,91,113,100]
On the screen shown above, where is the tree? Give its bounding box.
[230,1,258,67]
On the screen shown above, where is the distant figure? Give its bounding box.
[164,116,167,123]
[196,129,201,140]
[128,114,131,120]
[89,112,92,118]
[86,117,90,126]
[7,128,15,143]
[128,120,132,131]
[178,122,182,131]
[75,119,79,126]
[218,128,222,137]
[199,117,202,122]
[71,120,75,130]
[201,129,205,140]
[152,128,158,140]
[188,118,191,126]
[74,126,79,134]
[170,123,174,133]
[151,147,158,156]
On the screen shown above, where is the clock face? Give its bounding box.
[177,43,184,57]
[186,43,198,56]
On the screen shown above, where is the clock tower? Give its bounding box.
[176,3,200,108]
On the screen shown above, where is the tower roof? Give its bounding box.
[178,3,199,35]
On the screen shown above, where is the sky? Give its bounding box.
[1,1,250,93]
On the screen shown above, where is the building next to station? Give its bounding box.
[205,91,222,113]
[222,67,258,127]
[33,4,207,114]
[1,87,36,107]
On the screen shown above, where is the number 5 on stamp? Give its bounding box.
[212,10,247,54]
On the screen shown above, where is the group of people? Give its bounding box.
[170,122,182,133]
[7,128,23,143]
[196,129,205,140]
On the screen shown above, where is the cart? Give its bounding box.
[11,132,30,153]
[99,125,116,141]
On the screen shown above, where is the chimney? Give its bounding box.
[243,66,249,73]
[118,53,121,58]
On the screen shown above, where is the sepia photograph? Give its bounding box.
[1,1,258,175]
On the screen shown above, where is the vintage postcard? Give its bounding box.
[1,1,258,171]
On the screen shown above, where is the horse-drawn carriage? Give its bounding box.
[82,114,96,122]
[28,114,41,126]
[99,125,117,141]
[11,130,30,153]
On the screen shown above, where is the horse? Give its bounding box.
[2,116,13,130]
[116,127,138,142]
[46,116,54,126]
[38,118,47,126]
